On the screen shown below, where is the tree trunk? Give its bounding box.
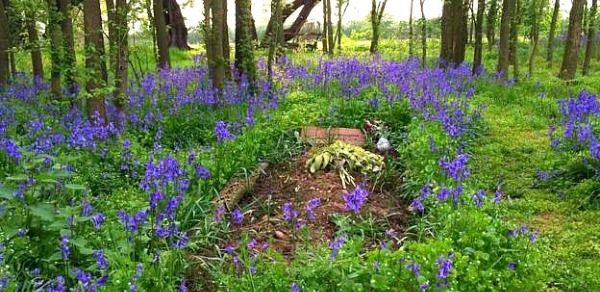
[268,0,282,81]
[263,0,321,45]
[83,0,108,122]
[326,0,334,54]
[409,0,414,56]
[451,0,468,66]
[440,0,453,66]
[369,0,387,54]
[154,0,170,69]
[106,0,116,71]
[0,0,8,88]
[146,0,157,64]
[25,9,43,79]
[235,0,257,93]
[511,0,520,81]
[222,0,231,79]
[210,0,225,91]
[583,0,597,75]
[486,0,497,51]
[164,0,191,50]
[59,0,77,91]
[472,0,484,74]
[250,14,258,41]
[527,0,542,77]
[114,0,128,112]
[497,0,513,78]
[558,0,585,80]
[420,0,426,66]
[46,0,62,96]
[203,0,214,79]
[322,0,328,53]
[546,0,560,65]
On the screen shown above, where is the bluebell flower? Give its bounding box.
[93,250,108,269]
[410,198,424,212]
[508,261,517,270]
[214,121,236,143]
[492,190,502,204]
[343,185,369,214]
[195,164,211,179]
[81,199,93,216]
[232,208,243,224]
[473,190,485,207]
[373,261,380,273]
[60,234,69,261]
[291,282,300,292]
[283,202,298,222]
[305,197,320,221]
[91,212,106,231]
[328,235,346,260]
[214,205,225,223]
[419,282,429,290]
[406,261,421,278]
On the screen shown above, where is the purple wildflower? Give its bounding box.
[305,197,321,220]
[291,282,300,292]
[60,234,69,261]
[508,261,517,270]
[283,202,298,222]
[492,190,502,204]
[410,198,424,212]
[419,282,429,290]
[328,235,346,260]
[473,190,485,207]
[91,212,105,231]
[232,208,244,224]
[214,121,236,143]
[343,185,369,214]
[93,250,108,269]
[406,262,421,278]
[81,200,93,216]
[214,205,225,223]
[373,261,380,273]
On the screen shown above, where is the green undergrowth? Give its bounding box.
[471,77,600,291]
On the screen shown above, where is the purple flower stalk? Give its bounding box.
[60,234,69,261]
[305,197,321,221]
[343,185,369,214]
[232,208,243,224]
[91,212,106,231]
[93,250,108,269]
[214,205,225,223]
[214,121,236,144]
[328,235,346,260]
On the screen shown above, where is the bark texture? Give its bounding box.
[472,0,484,74]
[559,0,585,80]
[83,0,108,122]
[546,0,560,65]
[235,0,257,93]
[25,10,43,79]
[154,0,171,68]
[370,0,388,54]
[497,0,513,78]
[583,0,597,75]
[0,0,8,88]
[164,0,191,50]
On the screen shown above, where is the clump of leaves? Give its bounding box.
[305,140,384,188]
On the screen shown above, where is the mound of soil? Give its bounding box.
[226,153,410,257]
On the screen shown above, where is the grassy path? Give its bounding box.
[472,88,600,291]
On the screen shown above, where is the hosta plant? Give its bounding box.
[305,140,384,188]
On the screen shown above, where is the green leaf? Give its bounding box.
[6,174,29,181]
[29,203,56,222]
[0,186,16,200]
[65,183,86,191]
